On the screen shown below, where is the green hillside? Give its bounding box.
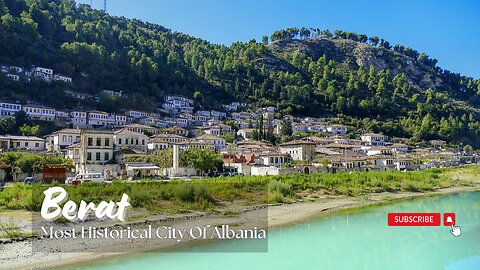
[1,0,480,146]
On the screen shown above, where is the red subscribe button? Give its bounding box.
[388,213,441,226]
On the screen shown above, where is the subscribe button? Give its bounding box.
[388,213,441,226]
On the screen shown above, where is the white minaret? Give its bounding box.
[172,144,179,176]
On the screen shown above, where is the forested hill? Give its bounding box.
[1,0,480,147]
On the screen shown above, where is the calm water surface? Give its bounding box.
[71,192,480,270]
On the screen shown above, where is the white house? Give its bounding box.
[164,117,178,126]
[361,133,389,146]
[237,128,255,140]
[65,90,93,100]
[206,119,223,126]
[32,67,53,81]
[70,111,88,127]
[9,66,23,73]
[223,104,237,112]
[23,104,56,121]
[210,110,227,120]
[164,95,193,103]
[196,110,211,117]
[178,113,197,125]
[139,116,161,127]
[392,143,411,153]
[147,112,161,119]
[395,159,414,171]
[194,134,226,151]
[87,110,115,127]
[279,140,316,161]
[163,95,194,112]
[114,128,148,152]
[0,102,22,117]
[175,118,188,127]
[163,126,189,137]
[162,102,175,111]
[222,102,246,112]
[234,119,253,129]
[371,157,396,171]
[164,95,193,106]
[6,74,19,81]
[231,112,253,120]
[264,107,275,113]
[78,129,114,172]
[293,123,309,133]
[179,106,194,114]
[147,134,188,151]
[255,151,290,168]
[66,143,80,169]
[125,116,135,124]
[123,124,158,135]
[210,111,227,119]
[55,110,69,120]
[100,90,126,98]
[45,129,81,151]
[115,115,127,127]
[326,124,348,135]
[202,124,233,137]
[125,110,149,119]
[365,146,393,156]
[0,135,45,151]
[195,115,208,125]
[53,74,72,83]
[308,124,327,133]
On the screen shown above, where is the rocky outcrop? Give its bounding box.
[268,38,444,90]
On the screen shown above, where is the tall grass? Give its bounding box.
[0,166,474,212]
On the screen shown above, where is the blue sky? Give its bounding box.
[77,0,480,79]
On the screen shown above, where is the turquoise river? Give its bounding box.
[71,192,480,270]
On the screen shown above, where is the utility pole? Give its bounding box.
[103,0,107,12]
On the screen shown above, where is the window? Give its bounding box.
[35,143,39,147]
[88,138,93,146]
[96,152,101,161]
[142,139,145,145]
[25,142,28,147]
[105,138,110,147]
[136,139,139,145]
[96,138,101,146]
[62,135,67,142]
[104,152,110,160]
[118,138,122,145]
[87,152,92,161]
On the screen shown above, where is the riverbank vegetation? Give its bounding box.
[0,166,477,214]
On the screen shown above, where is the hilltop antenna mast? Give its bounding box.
[103,0,107,12]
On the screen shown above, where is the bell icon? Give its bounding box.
[444,213,456,226]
